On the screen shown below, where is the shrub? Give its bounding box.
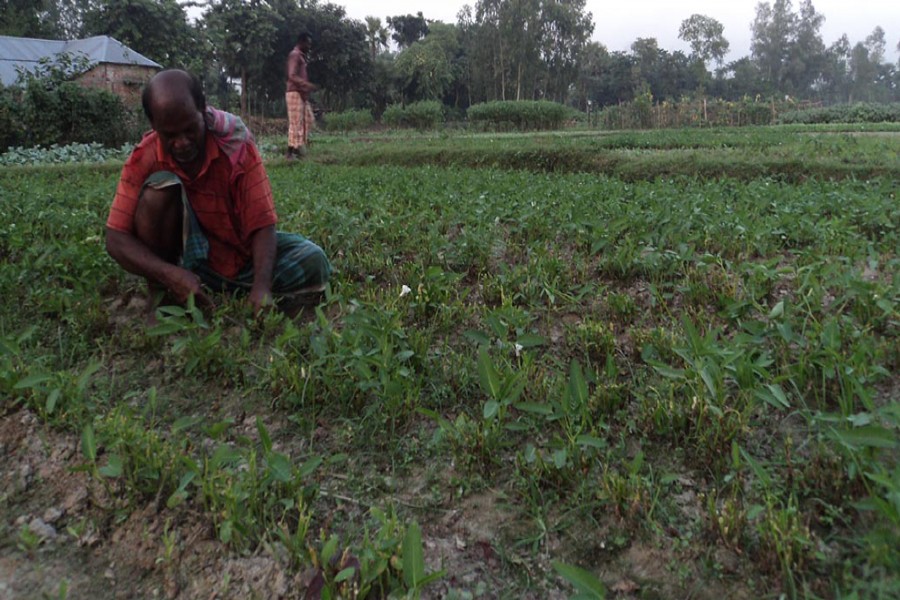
[381,101,444,131]
[0,53,131,151]
[778,102,900,125]
[22,79,127,148]
[0,85,24,149]
[467,100,573,131]
[324,108,375,133]
[381,104,405,128]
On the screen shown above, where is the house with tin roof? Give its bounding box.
[0,35,161,105]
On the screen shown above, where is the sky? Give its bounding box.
[333,0,900,63]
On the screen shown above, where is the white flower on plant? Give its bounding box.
[514,343,524,357]
[400,285,412,297]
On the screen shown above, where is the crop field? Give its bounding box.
[0,128,898,599]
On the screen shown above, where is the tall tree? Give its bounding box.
[463,0,592,104]
[81,0,206,72]
[364,16,389,60]
[751,0,796,92]
[849,41,877,102]
[0,0,61,37]
[751,0,827,97]
[205,0,279,117]
[820,34,851,102]
[540,0,594,102]
[572,41,607,110]
[502,0,542,101]
[630,37,660,93]
[785,0,825,94]
[0,0,93,38]
[394,23,459,102]
[865,26,886,65]
[387,12,429,50]
[678,14,729,67]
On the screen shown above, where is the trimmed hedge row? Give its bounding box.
[324,108,374,133]
[779,102,900,124]
[466,100,573,131]
[382,101,444,130]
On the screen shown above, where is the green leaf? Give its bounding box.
[81,424,96,463]
[298,455,323,479]
[575,435,606,450]
[754,383,790,410]
[98,454,123,478]
[402,521,426,589]
[463,330,491,347]
[567,360,589,409]
[321,535,339,565]
[766,383,789,408]
[205,419,234,440]
[219,520,233,544]
[516,332,546,348]
[395,350,415,361]
[477,348,501,399]
[504,373,527,405]
[831,426,897,449]
[256,417,272,454]
[847,413,873,427]
[13,373,51,390]
[335,566,357,583]
[166,471,196,509]
[553,449,568,469]
[698,365,717,399]
[45,388,60,415]
[768,300,784,319]
[75,360,102,393]
[648,361,685,380]
[267,452,293,483]
[171,415,203,435]
[514,402,554,416]
[776,321,794,342]
[167,489,188,509]
[211,444,242,468]
[551,560,606,598]
[416,407,453,430]
[483,400,499,420]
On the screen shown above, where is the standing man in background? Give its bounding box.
[285,32,316,159]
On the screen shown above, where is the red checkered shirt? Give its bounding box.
[107,128,277,279]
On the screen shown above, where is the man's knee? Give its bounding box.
[273,238,332,291]
[136,185,181,222]
[304,246,332,285]
[134,184,182,259]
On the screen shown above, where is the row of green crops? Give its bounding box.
[1,154,898,597]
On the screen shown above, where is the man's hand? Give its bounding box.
[249,285,273,315]
[165,266,213,308]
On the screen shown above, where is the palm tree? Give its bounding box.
[365,16,389,60]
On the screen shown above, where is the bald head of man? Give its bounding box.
[141,70,208,167]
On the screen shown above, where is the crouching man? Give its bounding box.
[105,69,331,317]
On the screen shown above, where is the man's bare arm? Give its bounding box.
[248,225,277,312]
[106,228,209,304]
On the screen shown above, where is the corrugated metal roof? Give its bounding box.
[0,35,161,86]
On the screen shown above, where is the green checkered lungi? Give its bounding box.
[142,171,331,295]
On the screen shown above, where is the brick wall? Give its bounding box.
[76,64,158,107]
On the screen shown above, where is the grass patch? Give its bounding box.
[1,129,898,597]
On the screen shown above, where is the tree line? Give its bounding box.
[2,0,898,118]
